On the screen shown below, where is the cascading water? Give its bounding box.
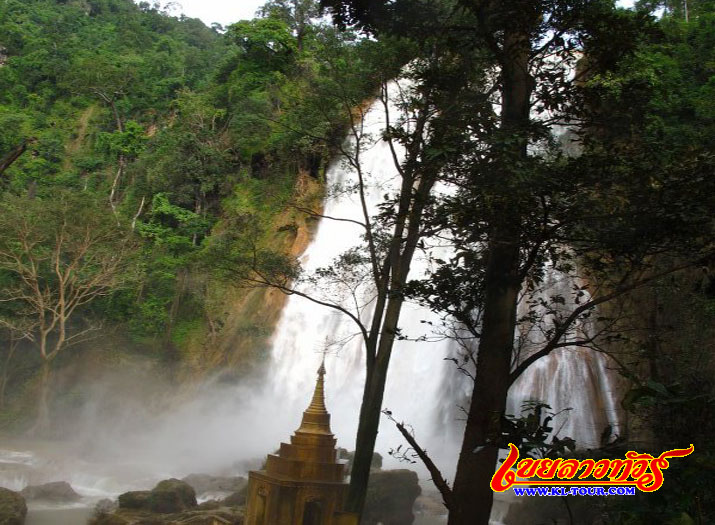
[256,86,468,474]
[507,269,623,449]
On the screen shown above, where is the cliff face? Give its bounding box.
[597,264,715,449]
[177,171,324,379]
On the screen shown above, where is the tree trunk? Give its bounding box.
[345,362,386,516]
[0,139,33,177]
[345,295,404,517]
[30,358,52,436]
[448,231,521,525]
[109,154,125,215]
[448,25,532,525]
[0,338,19,408]
[345,162,438,517]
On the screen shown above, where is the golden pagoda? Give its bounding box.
[245,361,357,525]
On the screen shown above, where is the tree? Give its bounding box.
[0,193,134,434]
[258,0,321,51]
[227,17,298,73]
[142,90,231,215]
[62,53,144,212]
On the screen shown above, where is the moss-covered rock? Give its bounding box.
[118,491,152,511]
[0,487,26,525]
[117,479,197,514]
[338,448,383,471]
[363,469,421,525]
[148,479,197,513]
[221,487,246,507]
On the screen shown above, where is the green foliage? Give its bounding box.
[98,121,148,157]
[502,402,576,460]
[138,193,211,254]
[602,272,715,524]
[0,0,385,349]
[227,18,298,70]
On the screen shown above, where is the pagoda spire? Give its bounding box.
[296,358,333,435]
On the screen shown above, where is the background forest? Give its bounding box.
[0,0,713,524]
[0,0,396,420]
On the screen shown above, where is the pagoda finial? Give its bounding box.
[306,357,327,414]
[296,357,333,434]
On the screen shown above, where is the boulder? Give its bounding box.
[117,490,152,511]
[338,449,383,471]
[89,512,130,525]
[0,488,26,525]
[181,474,247,495]
[363,469,421,525]
[20,481,80,502]
[118,479,197,514]
[221,487,246,507]
[95,498,118,514]
[149,479,197,513]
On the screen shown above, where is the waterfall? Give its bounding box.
[258,87,623,479]
[507,269,623,449]
[256,88,469,474]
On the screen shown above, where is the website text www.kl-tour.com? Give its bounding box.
[512,486,637,497]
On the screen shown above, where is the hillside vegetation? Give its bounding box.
[0,0,401,428]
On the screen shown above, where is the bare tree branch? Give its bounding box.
[383,410,455,511]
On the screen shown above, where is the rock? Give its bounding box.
[117,490,152,510]
[90,507,244,525]
[169,511,238,524]
[182,474,247,495]
[95,498,118,514]
[20,481,80,502]
[149,479,197,513]
[363,469,421,525]
[89,512,130,525]
[118,479,197,514]
[337,448,383,471]
[196,500,221,510]
[94,498,118,513]
[102,479,245,524]
[0,487,26,525]
[221,487,246,507]
[130,518,164,525]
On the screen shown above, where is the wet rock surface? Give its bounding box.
[118,479,197,514]
[363,469,422,525]
[0,487,26,525]
[95,478,243,524]
[20,481,80,503]
[219,489,246,508]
